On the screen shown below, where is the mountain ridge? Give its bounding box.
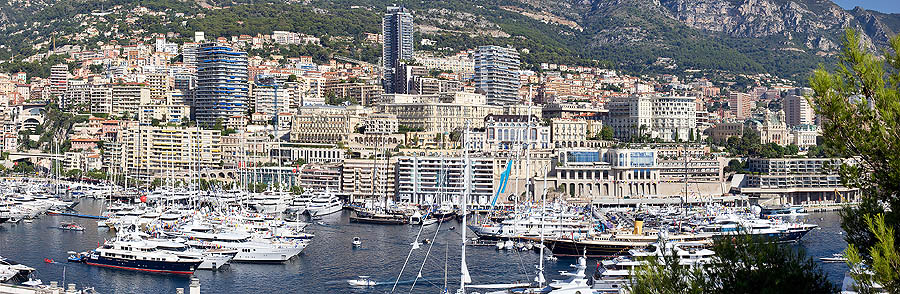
[0,0,897,81]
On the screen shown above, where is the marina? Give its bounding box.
[0,190,850,293]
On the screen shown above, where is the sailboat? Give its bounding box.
[348,134,407,224]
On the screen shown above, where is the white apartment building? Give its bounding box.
[342,158,396,203]
[362,113,399,135]
[290,106,357,143]
[88,85,113,114]
[111,83,151,117]
[417,54,474,74]
[377,92,503,133]
[143,72,172,103]
[784,94,814,127]
[252,83,294,121]
[117,126,222,181]
[395,156,495,206]
[483,114,550,150]
[138,104,191,124]
[474,46,520,105]
[551,118,588,148]
[607,95,697,142]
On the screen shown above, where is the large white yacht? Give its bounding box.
[183,231,307,263]
[305,191,342,217]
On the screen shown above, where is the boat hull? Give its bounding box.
[542,239,647,257]
[85,256,200,275]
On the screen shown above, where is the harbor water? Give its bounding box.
[1,199,849,293]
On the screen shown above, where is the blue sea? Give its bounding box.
[0,199,849,293]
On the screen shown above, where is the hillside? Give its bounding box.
[0,0,898,81]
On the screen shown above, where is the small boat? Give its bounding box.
[820,253,848,263]
[59,222,84,231]
[496,241,506,250]
[347,275,376,286]
[352,237,362,247]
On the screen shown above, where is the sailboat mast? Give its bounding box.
[460,122,471,292]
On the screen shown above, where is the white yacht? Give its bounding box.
[183,231,307,263]
[306,191,342,217]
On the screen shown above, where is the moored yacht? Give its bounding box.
[305,191,342,217]
[76,233,203,274]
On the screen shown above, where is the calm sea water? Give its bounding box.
[0,199,848,293]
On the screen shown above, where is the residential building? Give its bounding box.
[784,94,814,127]
[194,43,249,126]
[290,109,355,144]
[376,92,503,133]
[252,81,292,122]
[740,158,859,204]
[382,6,414,94]
[474,46,520,105]
[298,163,342,192]
[117,126,222,181]
[551,118,588,148]
[342,158,396,203]
[48,64,69,102]
[607,95,697,142]
[395,156,495,205]
[483,114,550,150]
[362,113,399,135]
[111,83,151,116]
[729,92,753,120]
[323,81,382,106]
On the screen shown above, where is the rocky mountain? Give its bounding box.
[500,0,900,78]
[0,0,898,80]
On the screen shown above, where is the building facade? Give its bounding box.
[395,156,495,206]
[382,6,414,94]
[194,43,249,126]
[474,46,520,105]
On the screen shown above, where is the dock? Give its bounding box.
[46,212,108,220]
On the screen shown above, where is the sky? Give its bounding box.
[831,0,900,14]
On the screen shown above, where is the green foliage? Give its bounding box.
[325,92,357,106]
[12,160,35,174]
[0,55,74,80]
[845,213,900,293]
[714,130,799,158]
[725,159,745,173]
[397,125,424,134]
[810,29,900,257]
[628,241,706,294]
[704,236,837,294]
[630,236,837,294]
[601,125,614,140]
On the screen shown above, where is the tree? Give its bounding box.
[628,241,706,294]
[845,213,899,294]
[705,236,837,294]
[725,159,745,173]
[810,29,900,262]
[630,236,837,294]
[593,125,614,141]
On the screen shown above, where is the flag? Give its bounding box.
[490,160,513,208]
